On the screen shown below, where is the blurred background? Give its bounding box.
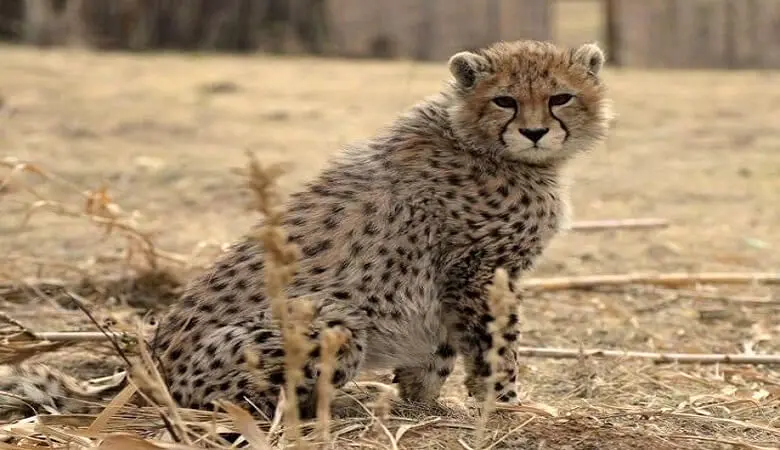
[2,0,780,68]
[1,0,778,288]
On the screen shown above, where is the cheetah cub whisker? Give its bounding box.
[0,40,612,419]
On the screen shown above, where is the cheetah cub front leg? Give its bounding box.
[444,283,522,405]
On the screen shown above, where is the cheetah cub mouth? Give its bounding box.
[447,41,613,165]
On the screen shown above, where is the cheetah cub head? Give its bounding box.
[447,40,613,165]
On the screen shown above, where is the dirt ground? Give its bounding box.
[1,39,779,449]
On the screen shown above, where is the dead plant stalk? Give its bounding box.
[245,151,312,449]
[316,328,348,445]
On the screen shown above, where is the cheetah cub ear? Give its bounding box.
[448,51,491,89]
[572,42,606,76]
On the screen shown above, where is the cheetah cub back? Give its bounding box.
[1,40,612,419]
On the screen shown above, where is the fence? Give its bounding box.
[2,0,780,68]
[0,0,550,58]
[0,0,339,52]
[608,0,780,69]
[326,0,550,60]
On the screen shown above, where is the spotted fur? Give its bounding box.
[1,40,612,418]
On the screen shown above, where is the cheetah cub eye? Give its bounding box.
[548,93,574,107]
[492,96,517,108]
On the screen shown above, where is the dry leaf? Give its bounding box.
[217,400,271,450]
[99,434,164,450]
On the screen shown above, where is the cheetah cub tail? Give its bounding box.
[0,363,127,419]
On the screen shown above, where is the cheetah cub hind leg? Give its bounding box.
[256,304,369,419]
[162,300,369,420]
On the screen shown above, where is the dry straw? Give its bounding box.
[316,328,348,443]
[243,150,316,449]
[0,156,189,269]
[3,154,780,448]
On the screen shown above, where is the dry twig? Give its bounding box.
[1,156,189,268]
[30,331,130,342]
[656,288,777,305]
[520,272,780,291]
[668,434,779,450]
[569,218,669,232]
[127,325,192,446]
[515,346,780,365]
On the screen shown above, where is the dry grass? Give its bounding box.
[243,153,312,447]
[1,41,780,449]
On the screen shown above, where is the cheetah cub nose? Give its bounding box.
[518,128,549,143]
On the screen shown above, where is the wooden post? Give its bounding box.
[414,0,434,60]
[604,0,620,66]
[498,0,551,44]
[0,0,24,40]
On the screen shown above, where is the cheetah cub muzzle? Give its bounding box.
[0,40,612,419]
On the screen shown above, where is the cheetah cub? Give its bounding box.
[153,40,611,416]
[1,40,612,418]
